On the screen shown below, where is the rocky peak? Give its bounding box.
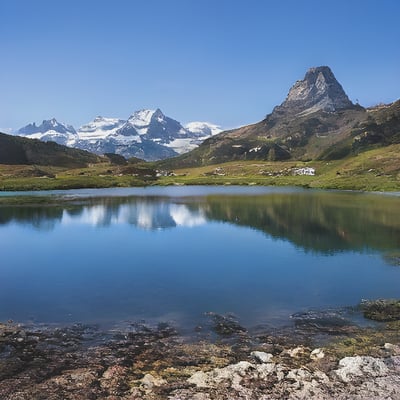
[151,108,165,122]
[41,119,76,134]
[271,66,354,118]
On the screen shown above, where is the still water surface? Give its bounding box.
[0,186,399,329]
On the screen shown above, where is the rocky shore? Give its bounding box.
[1,304,400,399]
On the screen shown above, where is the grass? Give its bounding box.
[0,144,399,193]
[0,161,155,192]
[157,144,400,192]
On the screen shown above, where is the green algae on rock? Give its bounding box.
[361,299,400,322]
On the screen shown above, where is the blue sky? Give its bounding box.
[1,0,399,131]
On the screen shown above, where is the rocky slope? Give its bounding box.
[17,110,222,161]
[162,66,399,168]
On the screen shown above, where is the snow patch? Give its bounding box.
[185,121,222,136]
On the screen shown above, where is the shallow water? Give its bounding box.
[1,186,399,330]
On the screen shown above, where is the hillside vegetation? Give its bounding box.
[0,132,101,168]
[0,66,399,193]
[159,100,400,170]
[157,143,400,192]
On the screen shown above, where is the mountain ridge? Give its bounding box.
[160,66,399,168]
[17,110,222,161]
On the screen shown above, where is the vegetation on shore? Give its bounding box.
[0,158,157,192]
[158,142,400,191]
[0,143,399,193]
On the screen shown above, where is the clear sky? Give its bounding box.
[1,0,399,132]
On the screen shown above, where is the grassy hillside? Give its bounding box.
[157,144,400,191]
[0,157,159,191]
[0,132,100,168]
[1,114,399,193]
[159,100,400,169]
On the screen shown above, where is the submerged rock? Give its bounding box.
[205,312,247,336]
[291,309,356,335]
[361,299,400,322]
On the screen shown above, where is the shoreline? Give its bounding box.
[1,309,399,399]
[0,178,399,194]
[0,184,399,208]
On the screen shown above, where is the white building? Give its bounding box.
[293,167,315,176]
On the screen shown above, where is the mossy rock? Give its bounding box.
[361,299,400,322]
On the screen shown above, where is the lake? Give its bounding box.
[0,186,399,331]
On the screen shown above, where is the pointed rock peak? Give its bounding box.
[303,66,336,82]
[272,66,354,117]
[151,108,167,123]
[153,108,164,117]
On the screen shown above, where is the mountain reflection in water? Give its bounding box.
[1,188,399,326]
[0,191,399,255]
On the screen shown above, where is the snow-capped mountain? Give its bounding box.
[184,122,222,137]
[78,117,126,140]
[17,110,223,161]
[17,118,77,146]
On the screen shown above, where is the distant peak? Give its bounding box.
[18,118,77,135]
[154,108,164,115]
[131,108,155,116]
[271,66,354,117]
[45,118,58,126]
[307,65,333,74]
[127,109,157,128]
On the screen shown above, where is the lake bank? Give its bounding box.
[0,187,399,327]
[1,143,400,192]
[1,308,399,400]
[1,187,399,398]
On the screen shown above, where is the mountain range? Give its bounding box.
[162,66,400,167]
[10,66,400,169]
[16,109,222,161]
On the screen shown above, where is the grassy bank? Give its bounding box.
[158,144,400,191]
[0,144,399,193]
[0,161,156,192]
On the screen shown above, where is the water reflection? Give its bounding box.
[0,190,399,254]
[61,202,206,229]
[1,188,399,326]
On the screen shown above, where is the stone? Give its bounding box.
[188,361,254,390]
[361,299,400,321]
[251,351,273,363]
[335,356,389,383]
[310,348,325,360]
[384,343,400,355]
[286,346,308,358]
[187,371,209,388]
[140,373,166,389]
